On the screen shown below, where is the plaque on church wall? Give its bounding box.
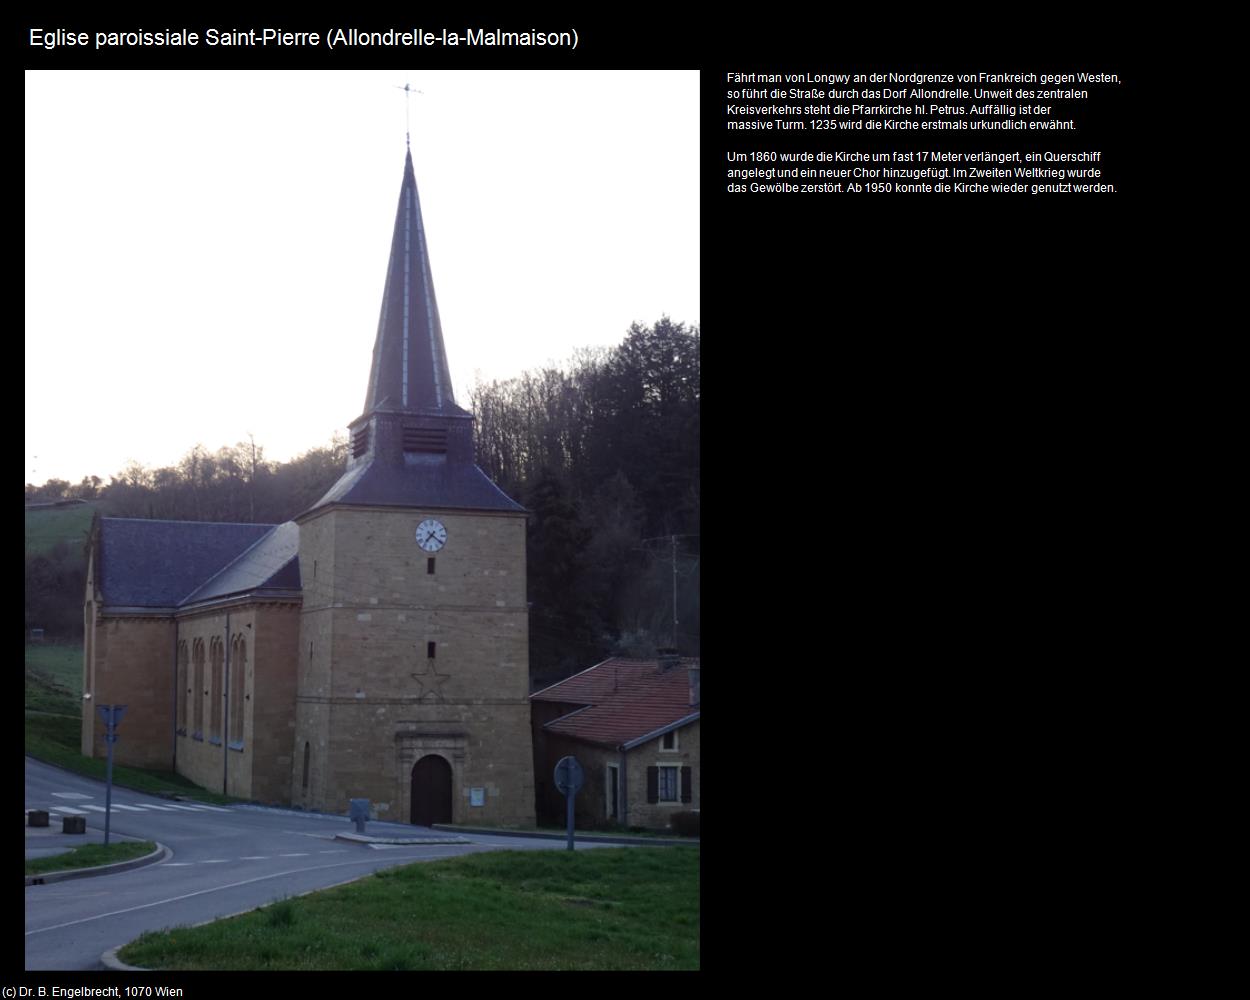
[470,787,485,807]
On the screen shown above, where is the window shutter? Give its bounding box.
[647,766,658,804]
[681,766,692,803]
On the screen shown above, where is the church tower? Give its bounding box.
[292,151,535,826]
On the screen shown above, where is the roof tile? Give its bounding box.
[531,657,699,748]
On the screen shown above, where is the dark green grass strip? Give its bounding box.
[120,847,699,971]
[25,840,157,876]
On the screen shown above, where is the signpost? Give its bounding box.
[96,704,127,846]
[553,755,584,851]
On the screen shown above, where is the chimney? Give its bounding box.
[688,667,700,707]
[656,648,680,673]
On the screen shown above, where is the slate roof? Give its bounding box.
[364,149,459,416]
[309,453,525,514]
[530,657,700,749]
[97,518,278,609]
[181,521,301,605]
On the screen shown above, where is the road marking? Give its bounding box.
[239,856,269,860]
[185,804,231,812]
[161,804,211,811]
[162,863,193,867]
[51,793,92,800]
[48,806,88,815]
[25,858,449,936]
[133,803,180,811]
[200,860,229,864]
[81,806,109,813]
[318,850,347,854]
[108,804,149,812]
[279,852,310,857]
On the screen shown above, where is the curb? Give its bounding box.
[432,824,699,848]
[25,842,170,886]
[333,832,471,846]
[100,945,146,972]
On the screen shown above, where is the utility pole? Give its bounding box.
[96,704,127,846]
[640,534,699,651]
[247,432,258,523]
[671,534,678,648]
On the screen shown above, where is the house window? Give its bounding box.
[658,765,680,802]
[427,557,436,575]
[427,641,436,659]
[302,742,310,790]
[661,730,679,752]
[647,764,693,805]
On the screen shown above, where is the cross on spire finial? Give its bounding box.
[394,80,424,150]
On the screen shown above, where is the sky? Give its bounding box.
[25,70,699,487]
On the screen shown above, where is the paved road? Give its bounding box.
[24,757,614,970]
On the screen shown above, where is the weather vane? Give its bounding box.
[394,80,424,149]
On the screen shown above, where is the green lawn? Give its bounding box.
[25,840,156,876]
[25,503,94,556]
[119,847,699,970]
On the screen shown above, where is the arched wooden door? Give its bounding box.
[411,754,452,827]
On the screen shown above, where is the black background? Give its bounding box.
[22,13,1149,979]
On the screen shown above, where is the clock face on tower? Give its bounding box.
[415,518,447,552]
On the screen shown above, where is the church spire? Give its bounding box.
[299,150,525,518]
[363,150,458,416]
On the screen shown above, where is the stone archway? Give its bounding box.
[410,754,453,827]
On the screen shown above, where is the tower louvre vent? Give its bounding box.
[403,426,448,454]
[351,426,370,459]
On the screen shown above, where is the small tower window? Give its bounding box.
[427,557,436,575]
[427,641,436,659]
[403,426,448,454]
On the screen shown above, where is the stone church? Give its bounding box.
[81,150,536,827]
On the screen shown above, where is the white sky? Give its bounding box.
[25,70,699,486]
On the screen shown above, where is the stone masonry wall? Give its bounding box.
[624,720,700,830]
[296,506,534,824]
[171,602,300,802]
[84,614,175,770]
[248,604,300,805]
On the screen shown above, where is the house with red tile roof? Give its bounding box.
[530,654,699,830]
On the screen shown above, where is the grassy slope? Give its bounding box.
[25,503,94,556]
[120,847,700,971]
[25,643,82,700]
[24,644,236,805]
